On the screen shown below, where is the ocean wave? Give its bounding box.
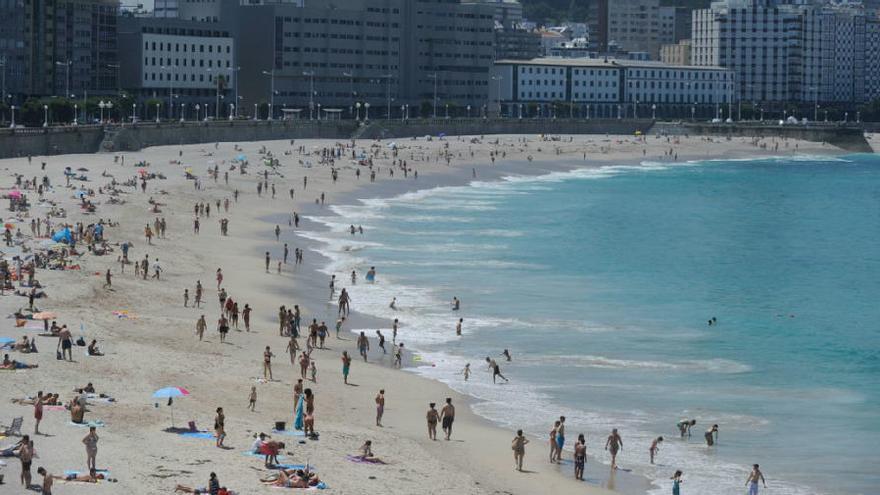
[514,355,752,374]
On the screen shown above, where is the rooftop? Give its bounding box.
[495,58,730,71]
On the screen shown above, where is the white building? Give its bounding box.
[692,0,878,105]
[492,58,733,118]
[118,16,237,116]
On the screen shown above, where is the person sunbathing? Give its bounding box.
[53,468,105,483]
[87,340,103,356]
[13,336,31,352]
[74,383,96,394]
[260,469,321,488]
[2,354,38,369]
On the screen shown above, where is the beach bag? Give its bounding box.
[275,421,286,431]
[56,351,62,360]
[76,337,86,346]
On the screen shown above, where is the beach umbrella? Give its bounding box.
[152,387,190,427]
[8,190,22,199]
[32,312,57,320]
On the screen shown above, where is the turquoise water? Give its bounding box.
[305,154,880,495]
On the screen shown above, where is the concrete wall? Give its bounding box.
[654,122,873,153]
[0,119,872,159]
[0,126,105,159]
[107,120,358,152]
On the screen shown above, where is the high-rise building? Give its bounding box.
[0,0,27,102]
[495,28,542,60]
[606,0,677,58]
[865,17,880,101]
[477,0,523,28]
[22,0,119,97]
[692,0,877,104]
[229,0,494,118]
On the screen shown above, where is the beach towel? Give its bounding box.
[243,451,286,461]
[346,455,386,465]
[69,420,105,428]
[267,463,309,471]
[179,431,214,439]
[293,396,304,431]
[272,429,305,437]
[63,469,109,477]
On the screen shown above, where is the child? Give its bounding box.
[309,361,317,382]
[461,363,471,381]
[248,386,257,411]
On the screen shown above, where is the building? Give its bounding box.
[692,0,878,105]
[230,0,494,119]
[118,15,236,119]
[660,40,691,66]
[492,57,734,119]
[548,38,592,58]
[478,0,523,28]
[21,0,119,97]
[0,0,27,102]
[538,30,567,56]
[606,0,677,59]
[867,17,880,101]
[495,28,542,60]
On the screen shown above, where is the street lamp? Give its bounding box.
[586,104,590,120]
[364,102,370,121]
[691,102,696,121]
[253,103,258,121]
[302,70,315,120]
[355,102,361,121]
[467,105,471,118]
[9,105,15,128]
[262,70,276,120]
[519,103,523,119]
[445,103,449,119]
[405,104,409,120]
[229,104,234,121]
[317,103,322,121]
[43,104,48,127]
[98,100,106,123]
[195,104,201,123]
[652,104,656,120]
[155,103,160,123]
[132,103,137,123]
[400,104,405,122]
[73,104,78,125]
[180,103,185,122]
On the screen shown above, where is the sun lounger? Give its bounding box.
[1,417,22,436]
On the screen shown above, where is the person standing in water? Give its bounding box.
[556,416,566,462]
[745,464,766,495]
[512,429,529,472]
[677,419,696,438]
[705,424,718,446]
[649,436,663,464]
[574,434,587,480]
[486,357,509,383]
[605,428,623,468]
[672,470,683,495]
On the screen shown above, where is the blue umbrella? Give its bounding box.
[0,337,16,347]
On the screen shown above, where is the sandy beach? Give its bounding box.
[0,131,851,494]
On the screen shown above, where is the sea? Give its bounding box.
[302,153,880,495]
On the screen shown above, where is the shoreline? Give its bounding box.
[0,133,847,495]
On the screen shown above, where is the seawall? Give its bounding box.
[0,119,872,159]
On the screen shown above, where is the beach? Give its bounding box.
[0,131,850,494]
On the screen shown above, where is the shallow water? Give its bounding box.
[305,154,880,495]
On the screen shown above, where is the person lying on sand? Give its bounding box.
[52,468,107,483]
[260,469,321,488]
[1,353,38,369]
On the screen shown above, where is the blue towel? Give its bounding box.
[63,469,109,476]
[179,431,214,439]
[268,463,309,471]
[293,396,304,431]
[242,451,286,461]
[271,429,305,437]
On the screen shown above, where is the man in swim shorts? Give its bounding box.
[745,464,766,495]
[440,398,455,441]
